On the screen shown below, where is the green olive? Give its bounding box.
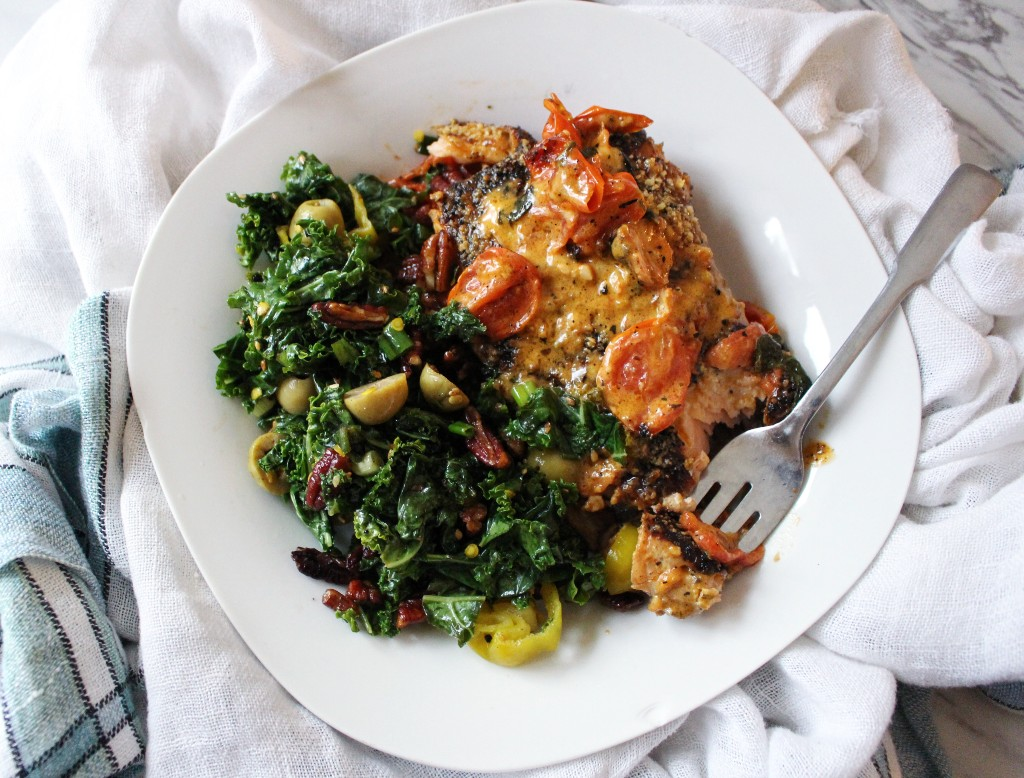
[419,364,470,412]
[276,376,316,415]
[288,198,344,240]
[343,373,409,425]
[525,448,582,484]
[350,449,385,477]
[248,431,288,495]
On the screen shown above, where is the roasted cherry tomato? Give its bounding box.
[541,93,583,146]
[571,105,653,137]
[570,171,646,253]
[743,301,779,335]
[704,323,767,370]
[679,511,764,568]
[526,135,604,213]
[598,317,699,435]
[447,246,542,340]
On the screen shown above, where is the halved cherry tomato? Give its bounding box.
[704,323,767,370]
[571,105,653,137]
[570,171,646,253]
[526,135,604,213]
[447,246,542,341]
[743,301,779,334]
[679,511,764,568]
[612,219,674,289]
[597,317,700,434]
[542,94,583,146]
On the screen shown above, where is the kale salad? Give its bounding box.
[214,150,621,664]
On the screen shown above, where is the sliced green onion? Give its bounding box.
[332,338,358,366]
[379,322,414,360]
[511,380,538,408]
[251,396,276,417]
[447,421,475,438]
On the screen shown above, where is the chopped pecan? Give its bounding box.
[322,588,354,612]
[397,254,424,285]
[396,598,427,629]
[463,407,511,469]
[460,504,487,535]
[346,579,384,607]
[310,301,389,329]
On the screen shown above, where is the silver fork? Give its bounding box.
[691,164,1002,552]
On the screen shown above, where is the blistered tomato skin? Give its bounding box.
[447,246,542,341]
[597,318,700,435]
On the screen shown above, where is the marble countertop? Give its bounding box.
[818,0,1023,171]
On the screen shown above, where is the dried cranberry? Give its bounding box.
[304,448,349,510]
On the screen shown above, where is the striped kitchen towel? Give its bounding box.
[0,292,144,776]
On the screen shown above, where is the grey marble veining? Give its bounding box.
[817,0,1024,169]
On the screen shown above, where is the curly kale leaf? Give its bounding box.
[227,151,353,268]
[280,151,353,209]
[504,384,627,462]
[425,302,486,343]
[421,595,484,646]
[754,334,811,424]
[351,174,430,257]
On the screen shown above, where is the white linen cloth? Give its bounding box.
[1,0,1022,775]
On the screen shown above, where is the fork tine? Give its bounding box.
[736,515,773,553]
[694,479,748,527]
[717,500,758,534]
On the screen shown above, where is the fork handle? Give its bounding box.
[778,164,1002,439]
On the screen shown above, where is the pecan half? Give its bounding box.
[396,598,427,629]
[434,229,457,293]
[464,407,511,469]
[419,229,458,293]
[310,301,389,329]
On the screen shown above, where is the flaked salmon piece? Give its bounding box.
[427,120,533,166]
[631,508,727,618]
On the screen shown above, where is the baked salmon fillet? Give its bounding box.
[417,96,807,617]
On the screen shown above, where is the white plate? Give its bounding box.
[127,1,920,771]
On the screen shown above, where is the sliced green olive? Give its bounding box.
[419,364,470,412]
[288,198,344,240]
[343,373,408,425]
[525,448,582,484]
[276,376,316,415]
[350,449,385,477]
[248,431,288,495]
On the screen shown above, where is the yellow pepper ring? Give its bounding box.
[468,583,562,667]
